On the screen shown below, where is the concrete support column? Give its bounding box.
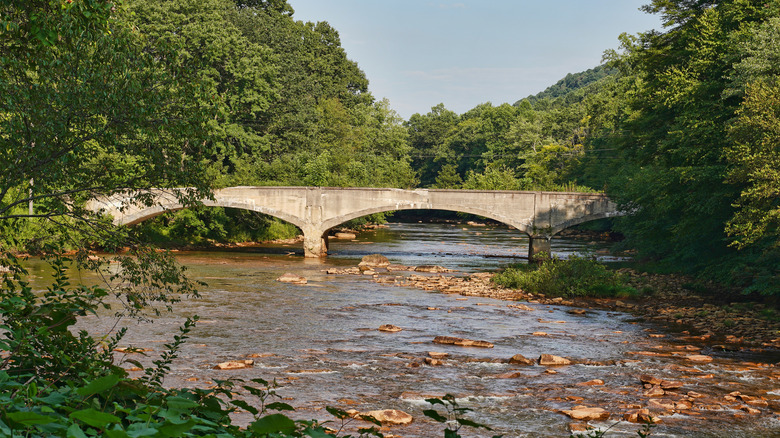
[528,234,552,261]
[303,227,328,258]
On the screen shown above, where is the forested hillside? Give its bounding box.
[2,0,779,294]
[517,65,616,104]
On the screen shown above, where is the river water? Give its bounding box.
[27,222,779,437]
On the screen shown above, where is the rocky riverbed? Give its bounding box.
[327,256,780,351]
[321,254,780,435]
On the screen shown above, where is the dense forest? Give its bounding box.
[3,0,780,295]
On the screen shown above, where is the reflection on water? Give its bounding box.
[22,222,779,437]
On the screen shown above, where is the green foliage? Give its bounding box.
[0,255,118,383]
[725,78,780,250]
[519,65,617,104]
[433,164,463,189]
[493,256,636,298]
[462,163,521,191]
[133,208,301,246]
[422,394,501,438]
[0,0,215,225]
[581,0,780,294]
[406,104,461,187]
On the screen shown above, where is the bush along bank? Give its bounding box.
[492,257,779,349]
[492,255,637,299]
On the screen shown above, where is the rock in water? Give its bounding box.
[359,254,390,267]
[508,354,535,365]
[276,273,307,284]
[415,265,450,273]
[378,324,402,332]
[539,354,572,366]
[334,232,357,239]
[623,409,660,424]
[560,406,610,421]
[363,409,413,425]
[433,336,494,348]
[214,360,254,370]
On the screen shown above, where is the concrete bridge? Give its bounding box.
[86,186,620,258]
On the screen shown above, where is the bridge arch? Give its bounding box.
[319,204,532,236]
[117,199,307,231]
[549,211,625,236]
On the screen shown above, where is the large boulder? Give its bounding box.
[363,409,413,425]
[560,406,610,421]
[508,354,535,365]
[214,360,254,370]
[539,354,572,366]
[359,254,390,267]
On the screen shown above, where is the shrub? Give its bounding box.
[493,256,635,298]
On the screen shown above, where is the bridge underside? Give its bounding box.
[85,187,620,259]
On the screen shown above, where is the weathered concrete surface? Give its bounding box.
[85,187,620,258]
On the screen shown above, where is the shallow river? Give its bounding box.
[28,222,779,437]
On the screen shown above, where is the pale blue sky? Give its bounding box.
[286,1,663,119]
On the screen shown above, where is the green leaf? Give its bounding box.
[156,419,196,437]
[445,429,461,438]
[165,396,200,411]
[422,409,447,423]
[69,409,121,428]
[67,424,88,438]
[325,406,350,419]
[265,402,295,412]
[104,429,132,438]
[305,429,332,438]
[7,411,54,425]
[126,424,160,438]
[250,413,296,434]
[230,400,259,416]
[358,415,382,427]
[76,374,120,397]
[457,418,491,429]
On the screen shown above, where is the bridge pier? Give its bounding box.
[303,228,328,258]
[528,234,552,261]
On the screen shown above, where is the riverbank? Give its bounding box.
[366,265,780,352]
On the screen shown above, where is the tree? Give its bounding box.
[405,104,459,187]
[0,0,215,230]
[0,1,219,317]
[601,0,773,271]
[126,0,276,185]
